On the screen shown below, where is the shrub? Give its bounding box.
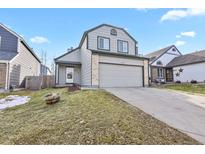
[175,80,181,84]
[190,80,197,84]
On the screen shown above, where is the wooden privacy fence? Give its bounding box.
[25,75,55,90]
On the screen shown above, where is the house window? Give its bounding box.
[158,68,164,78]
[172,48,176,52]
[156,60,162,65]
[117,40,128,53]
[97,36,110,50]
[110,29,117,36]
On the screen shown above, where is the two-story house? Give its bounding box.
[55,24,149,88]
[0,23,41,90]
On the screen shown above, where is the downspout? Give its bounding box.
[5,62,10,90]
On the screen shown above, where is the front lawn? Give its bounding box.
[0,88,200,144]
[161,84,205,95]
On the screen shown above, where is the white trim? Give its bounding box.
[9,53,20,63]
[5,62,9,90]
[0,60,9,63]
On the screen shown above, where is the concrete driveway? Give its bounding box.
[105,87,205,144]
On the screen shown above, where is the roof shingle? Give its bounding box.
[145,45,174,63]
[166,53,205,67]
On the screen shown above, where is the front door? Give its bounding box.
[166,68,173,82]
[66,67,74,83]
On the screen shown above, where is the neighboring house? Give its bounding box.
[0,23,41,90]
[146,45,182,82]
[40,64,52,75]
[167,50,205,82]
[147,45,205,83]
[55,24,149,88]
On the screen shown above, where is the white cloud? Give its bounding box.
[176,35,181,38]
[180,31,196,37]
[30,36,50,44]
[160,8,205,22]
[175,40,186,46]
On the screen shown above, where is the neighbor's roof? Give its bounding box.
[0,51,18,61]
[145,45,175,64]
[190,50,205,57]
[166,53,205,67]
[0,23,41,63]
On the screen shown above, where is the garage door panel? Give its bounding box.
[99,63,143,88]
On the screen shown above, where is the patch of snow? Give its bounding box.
[0,95,30,110]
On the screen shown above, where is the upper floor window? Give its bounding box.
[110,29,117,36]
[97,36,110,51]
[117,40,128,53]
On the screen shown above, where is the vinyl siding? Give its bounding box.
[0,25,18,52]
[173,62,205,82]
[80,36,92,86]
[58,65,81,85]
[99,55,144,66]
[88,25,137,55]
[9,41,40,87]
[57,48,81,62]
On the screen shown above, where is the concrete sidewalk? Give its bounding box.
[105,87,205,144]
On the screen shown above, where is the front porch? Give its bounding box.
[150,66,173,83]
[55,61,81,87]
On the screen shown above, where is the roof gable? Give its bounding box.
[54,47,80,62]
[0,23,41,63]
[146,45,181,64]
[79,24,137,48]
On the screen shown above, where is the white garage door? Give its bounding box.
[99,63,143,88]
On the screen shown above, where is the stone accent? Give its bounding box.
[0,63,7,88]
[91,54,99,87]
[143,60,149,86]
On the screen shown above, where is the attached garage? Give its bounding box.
[99,63,143,88]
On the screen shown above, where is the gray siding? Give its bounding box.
[58,65,81,85]
[0,25,18,53]
[57,48,81,62]
[80,36,92,86]
[88,25,137,55]
[9,41,40,87]
[99,55,144,66]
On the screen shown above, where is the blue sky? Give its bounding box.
[0,8,205,67]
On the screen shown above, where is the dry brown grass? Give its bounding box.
[0,88,200,144]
